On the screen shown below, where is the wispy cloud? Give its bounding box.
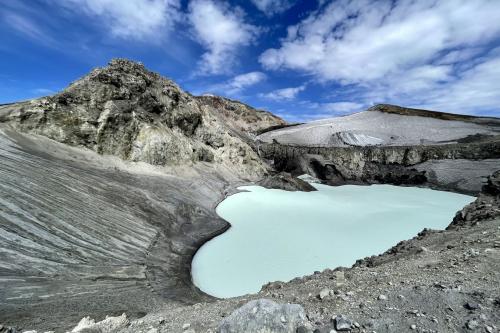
[188,0,259,75]
[2,11,58,47]
[259,0,500,116]
[62,0,180,40]
[250,0,296,15]
[260,85,305,101]
[208,71,266,95]
[31,88,56,96]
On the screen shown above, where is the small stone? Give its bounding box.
[485,325,493,333]
[146,329,158,333]
[319,288,330,300]
[410,324,416,330]
[398,295,405,299]
[464,302,479,310]
[280,315,287,323]
[333,315,352,331]
[296,326,309,333]
[183,323,191,330]
[353,322,360,328]
[378,294,387,301]
[466,320,479,330]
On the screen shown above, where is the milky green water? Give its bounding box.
[192,184,475,298]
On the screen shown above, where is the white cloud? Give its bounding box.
[259,0,500,116]
[188,0,259,74]
[260,85,305,101]
[282,100,365,121]
[209,71,266,95]
[320,102,364,114]
[32,88,56,95]
[260,0,500,83]
[63,0,180,39]
[410,54,500,115]
[251,0,296,15]
[2,12,57,47]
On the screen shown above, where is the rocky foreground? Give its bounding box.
[0,59,499,332]
[9,172,498,333]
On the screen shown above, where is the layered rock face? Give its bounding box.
[0,59,285,179]
[451,170,500,227]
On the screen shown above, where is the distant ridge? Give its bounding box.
[369,104,500,125]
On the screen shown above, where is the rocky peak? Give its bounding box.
[0,59,284,179]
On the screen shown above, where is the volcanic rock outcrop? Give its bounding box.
[0,59,285,178]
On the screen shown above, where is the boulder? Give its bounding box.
[218,299,307,333]
[70,313,129,333]
[258,173,317,192]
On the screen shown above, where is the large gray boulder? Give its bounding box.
[218,299,306,333]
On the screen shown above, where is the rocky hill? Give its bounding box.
[0,59,285,179]
[0,59,286,331]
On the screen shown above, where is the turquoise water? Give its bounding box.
[192,184,475,298]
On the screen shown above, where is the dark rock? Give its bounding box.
[333,315,352,331]
[450,171,500,229]
[483,170,500,195]
[296,326,310,333]
[258,172,317,192]
[464,302,480,310]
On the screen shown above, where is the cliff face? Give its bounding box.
[451,170,500,227]
[259,138,500,194]
[0,59,284,179]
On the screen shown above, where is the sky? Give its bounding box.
[1,0,500,122]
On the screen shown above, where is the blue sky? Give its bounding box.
[1,0,500,122]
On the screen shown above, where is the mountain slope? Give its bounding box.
[258,104,500,147]
[0,59,285,179]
